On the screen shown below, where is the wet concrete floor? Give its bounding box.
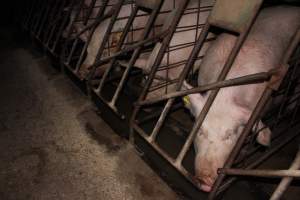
[0,27,179,200]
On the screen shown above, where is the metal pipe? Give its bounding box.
[137,70,274,106]
[94,5,139,93]
[219,168,300,179]
[73,0,111,74]
[90,29,169,69]
[217,129,300,195]
[270,148,300,200]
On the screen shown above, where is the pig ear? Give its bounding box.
[182,81,206,117]
[255,121,272,146]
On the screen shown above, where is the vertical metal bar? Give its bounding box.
[130,0,192,143]
[270,148,300,200]
[108,1,165,107]
[44,0,67,46]
[51,0,77,52]
[95,5,139,93]
[73,0,111,74]
[63,0,86,65]
[84,0,97,25]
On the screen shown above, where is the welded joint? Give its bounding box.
[268,65,289,91]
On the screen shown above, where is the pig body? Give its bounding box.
[186,6,300,192]
[81,0,178,77]
[82,0,212,78]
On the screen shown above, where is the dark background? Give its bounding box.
[0,1,14,26]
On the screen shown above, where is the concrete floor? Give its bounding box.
[0,27,179,200]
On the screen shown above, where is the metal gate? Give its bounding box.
[15,0,300,199]
[131,0,300,199]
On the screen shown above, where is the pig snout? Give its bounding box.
[194,154,222,192]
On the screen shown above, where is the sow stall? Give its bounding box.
[16,0,300,199]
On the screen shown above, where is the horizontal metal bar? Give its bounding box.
[137,70,276,106]
[219,168,300,178]
[216,128,300,195]
[69,9,114,40]
[270,148,300,200]
[91,29,169,68]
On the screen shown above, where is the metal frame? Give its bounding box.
[61,0,113,79]
[130,1,300,199]
[44,0,75,56]
[89,0,168,118]
[16,0,300,199]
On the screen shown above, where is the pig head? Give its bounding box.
[185,6,300,192]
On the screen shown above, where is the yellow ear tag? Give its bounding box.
[183,96,190,106]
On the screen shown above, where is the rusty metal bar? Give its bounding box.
[63,0,86,65]
[73,0,120,75]
[217,129,300,195]
[90,4,139,88]
[84,0,97,25]
[130,0,194,143]
[270,148,300,200]
[137,70,274,106]
[219,169,300,178]
[95,0,165,114]
[85,1,134,79]
[71,9,114,41]
[90,29,169,69]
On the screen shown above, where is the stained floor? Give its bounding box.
[0,27,179,200]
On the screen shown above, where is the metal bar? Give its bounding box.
[219,169,300,178]
[270,148,300,200]
[137,70,274,106]
[73,0,117,75]
[130,0,192,143]
[94,5,139,93]
[62,0,86,65]
[217,129,300,195]
[84,0,97,25]
[45,0,68,47]
[90,29,169,69]
[51,0,78,52]
[71,9,114,41]
[99,0,165,112]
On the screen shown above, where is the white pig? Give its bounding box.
[185,6,300,192]
[80,0,213,78]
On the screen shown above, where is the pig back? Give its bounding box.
[198,6,300,87]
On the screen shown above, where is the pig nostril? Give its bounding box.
[194,176,213,192]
